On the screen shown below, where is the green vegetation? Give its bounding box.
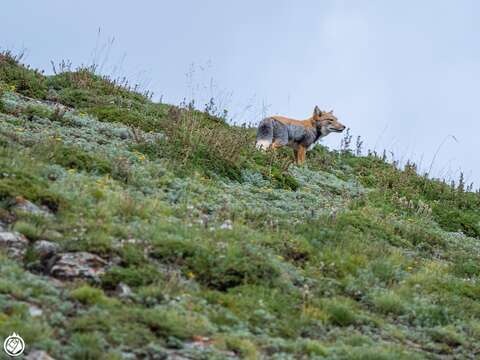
[1,51,480,358]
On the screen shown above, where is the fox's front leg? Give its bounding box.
[296,145,306,165]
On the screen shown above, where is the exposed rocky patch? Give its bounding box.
[0,230,29,260]
[48,252,108,281]
[11,196,53,217]
[26,350,56,360]
[32,240,60,259]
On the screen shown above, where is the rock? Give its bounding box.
[12,197,52,218]
[0,231,29,260]
[33,240,60,259]
[28,304,43,317]
[26,350,56,360]
[117,128,130,140]
[49,252,108,281]
[220,220,233,230]
[0,221,6,231]
[115,282,133,298]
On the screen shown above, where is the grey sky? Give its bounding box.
[2,0,480,185]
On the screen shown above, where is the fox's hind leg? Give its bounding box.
[256,118,273,150]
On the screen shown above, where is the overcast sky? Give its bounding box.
[2,0,480,185]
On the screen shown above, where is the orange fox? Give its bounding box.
[256,106,346,164]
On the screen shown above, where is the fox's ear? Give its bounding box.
[313,106,322,117]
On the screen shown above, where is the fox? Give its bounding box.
[255,106,346,165]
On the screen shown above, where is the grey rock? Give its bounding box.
[115,282,133,298]
[28,303,43,317]
[220,220,233,230]
[49,252,108,281]
[33,240,60,259]
[117,128,130,140]
[26,350,56,360]
[0,231,29,260]
[12,198,52,218]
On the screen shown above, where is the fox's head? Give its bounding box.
[312,106,346,135]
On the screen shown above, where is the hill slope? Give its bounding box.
[1,53,480,359]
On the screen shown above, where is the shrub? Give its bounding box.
[0,51,47,99]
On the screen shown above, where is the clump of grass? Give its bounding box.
[101,265,161,289]
[71,285,108,306]
[296,339,329,357]
[66,332,107,360]
[0,152,65,211]
[428,325,465,347]
[322,298,359,326]
[150,235,280,291]
[13,220,44,241]
[158,107,251,181]
[223,336,259,359]
[370,290,406,315]
[136,306,214,340]
[22,104,53,119]
[35,142,112,175]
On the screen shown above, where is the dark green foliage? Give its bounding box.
[0,159,64,211]
[37,142,112,174]
[101,265,161,289]
[88,105,157,130]
[344,154,480,238]
[151,238,280,291]
[0,52,48,98]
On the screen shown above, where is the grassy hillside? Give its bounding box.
[1,51,480,359]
